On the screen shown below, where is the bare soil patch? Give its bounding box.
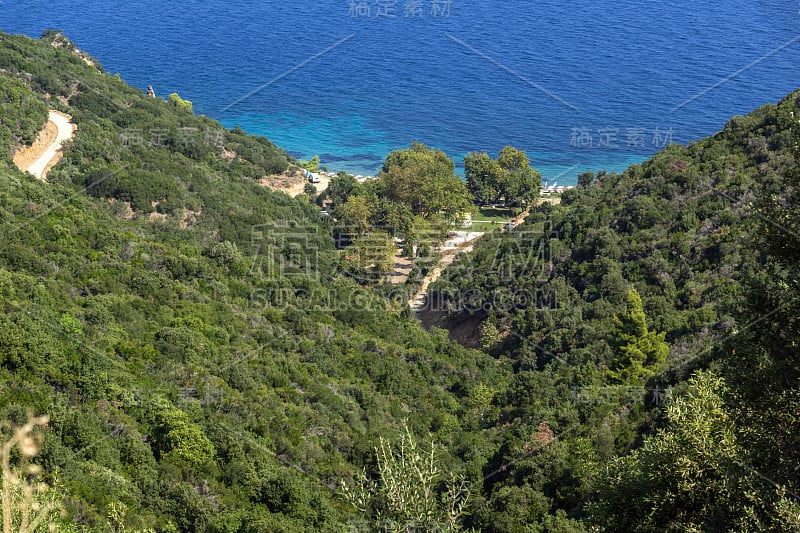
[259,166,331,197]
[12,120,58,170]
[12,111,76,181]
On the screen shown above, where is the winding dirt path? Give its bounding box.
[12,110,76,181]
[409,232,484,311]
[408,200,559,312]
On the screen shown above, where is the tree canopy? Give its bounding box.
[380,142,473,222]
[608,287,669,385]
[464,146,541,207]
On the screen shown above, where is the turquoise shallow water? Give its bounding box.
[2,0,799,182]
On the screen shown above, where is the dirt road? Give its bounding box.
[408,232,484,311]
[12,110,76,181]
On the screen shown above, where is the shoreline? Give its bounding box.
[219,117,650,187]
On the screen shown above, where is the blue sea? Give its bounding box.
[2,0,799,183]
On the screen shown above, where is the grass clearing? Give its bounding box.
[468,207,516,232]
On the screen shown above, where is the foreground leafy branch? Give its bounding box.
[341,425,473,532]
[1,415,62,533]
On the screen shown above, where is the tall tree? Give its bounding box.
[464,151,503,205]
[380,142,472,222]
[337,195,373,235]
[577,171,595,189]
[497,146,541,208]
[608,288,669,385]
[464,147,541,208]
[421,173,474,225]
[381,142,452,212]
[323,172,359,210]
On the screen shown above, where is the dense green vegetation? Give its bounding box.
[0,76,48,153]
[0,30,502,531]
[379,142,472,223]
[319,145,476,290]
[0,28,798,532]
[433,89,800,530]
[464,146,541,208]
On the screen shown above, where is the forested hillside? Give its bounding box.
[432,89,800,530]
[0,29,798,532]
[0,30,504,531]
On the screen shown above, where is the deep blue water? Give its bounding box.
[2,0,799,183]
